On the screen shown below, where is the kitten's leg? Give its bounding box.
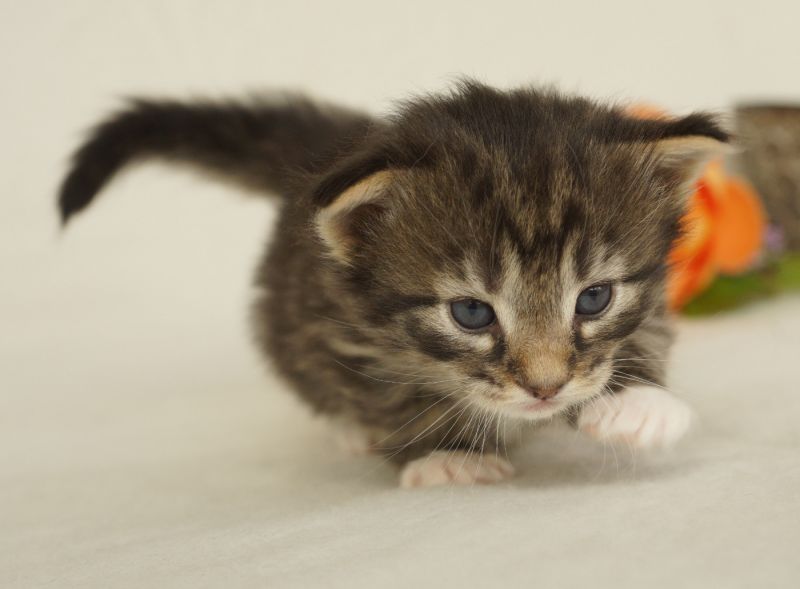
[399,450,515,488]
[578,314,692,449]
[384,396,515,488]
[578,385,694,449]
[327,382,515,487]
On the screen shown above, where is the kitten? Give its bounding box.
[59,81,726,487]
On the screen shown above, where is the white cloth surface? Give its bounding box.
[2,2,800,587]
[4,162,800,589]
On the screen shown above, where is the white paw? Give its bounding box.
[399,450,515,488]
[578,385,694,449]
[333,426,376,456]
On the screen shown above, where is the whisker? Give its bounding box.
[608,370,677,394]
[380,397,470,461]
[450,404,484,483]
[372,392,458,449]
[414,401,476,477]
[331,357,469,386]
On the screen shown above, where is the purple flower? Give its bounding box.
[764,225,786,254]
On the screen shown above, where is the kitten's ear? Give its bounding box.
[314,166,396,264]
[653,135,731,190]
[642,110,731,194]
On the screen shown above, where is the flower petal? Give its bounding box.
[710,178,766,274]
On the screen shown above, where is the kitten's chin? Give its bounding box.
[469,395,562,421]
[500,399,565,421]
[469,390,574,421]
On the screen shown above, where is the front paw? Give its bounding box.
[578,385,694,449]
[400,450,515,488]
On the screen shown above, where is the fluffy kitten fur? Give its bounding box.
[59,81,727,487]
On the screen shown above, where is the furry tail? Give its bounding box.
[58,96,374,224]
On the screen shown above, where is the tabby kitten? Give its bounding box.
[59,82,726,487]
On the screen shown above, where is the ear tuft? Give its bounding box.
[315,170,395,263]
[654,135,731,190]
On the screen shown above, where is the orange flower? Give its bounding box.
[667,161,765,309]
[627,104,766,310]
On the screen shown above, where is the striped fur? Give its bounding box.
[59,81,727,469]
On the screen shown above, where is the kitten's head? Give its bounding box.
[313,82,728,420]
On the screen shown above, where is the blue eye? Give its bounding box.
[575,284,613,316]
[450,299,496,331]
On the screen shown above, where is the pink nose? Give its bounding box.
[517,381,564,400]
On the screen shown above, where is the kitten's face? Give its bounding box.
[315,86,723,421]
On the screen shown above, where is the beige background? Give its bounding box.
[2,1,799,587]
